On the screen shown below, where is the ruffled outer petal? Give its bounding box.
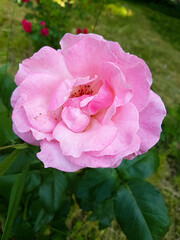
[108,41,152,111]
[37,140,82,172]
[67,134,141,168]
[13,123,39,146]
[18,73,60,133]
[61,37,117,78]
[111,134,141,167]
[67,152,120,168]
[11,88,20,108]
[15,46,72,85]
[60,33,104,51]
[53,119,117,157]
[136,90,166,154]
[12,100,31,133]
[99,61,132,107]
[90,102,139,156]
[12,101,53,142]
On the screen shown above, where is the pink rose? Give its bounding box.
[21,19,32,33]
[11,33,166,172]
[83,28,88,34]
[41,27,49,36]
[76,28,82,34]
[40,21,46,26]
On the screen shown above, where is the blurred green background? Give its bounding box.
[0,0,180,239]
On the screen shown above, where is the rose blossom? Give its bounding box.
[21,19,32,33]
[11,33,166,172]
[76,28,82,34]
[83,28,88,34]
[40,21,46,26]
[41,27,49,36]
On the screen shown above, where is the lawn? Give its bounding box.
[0,0,180,239]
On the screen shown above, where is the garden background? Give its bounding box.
[0,0,180,239]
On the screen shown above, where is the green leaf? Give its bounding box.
[0,174,18,199]
[26,1,33,7]
[1,164,29,240]
[5,150,37,175]
[114,180,169,240]
[29,195,54,232]
[0,170,41,199]
[76,168,118,211]
[0,110,15,146]
[50,201,70,237]
[0,65,16,110]
[14,217,34,240]
[0,149,21,177]
[117,150,159,180]
[38,169,67,213]
[89,198,115,229]
[24,170,41,193]
[65,172,80,193]
[33,208,53,232]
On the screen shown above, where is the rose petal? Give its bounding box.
[31,128,52,141]
[89,102,139,156]
[60,33,104,50]
[100,61,132,106]
[83,81,114,115]
[61,106,90,133]
[12,98,53,141]
[68,134,140,168]
[12,101,30,133]
[15,46,71,85]
[49,78,76,111]
[19,73,60,132]
[61,37,117,78]
[11,88,20,108]
[53,119,117,157]
[37,140,82,172]
[13,123,39,146]
[67,152,120,168]
[108,41,152,111]
[136,90,166,154]
[107,134,141,168]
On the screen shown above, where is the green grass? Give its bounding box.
[0,0,180,239]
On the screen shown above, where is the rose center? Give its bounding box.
[70,84,94,98]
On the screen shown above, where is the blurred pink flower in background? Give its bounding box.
[22,0,30,2]
[76,28,82,34]
[21,19,32,33]
[41,27,49,36]
[77,28,88,34]
[40,21,46,26]
[83,28,88,34]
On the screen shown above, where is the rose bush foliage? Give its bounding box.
[11,33,166,172]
